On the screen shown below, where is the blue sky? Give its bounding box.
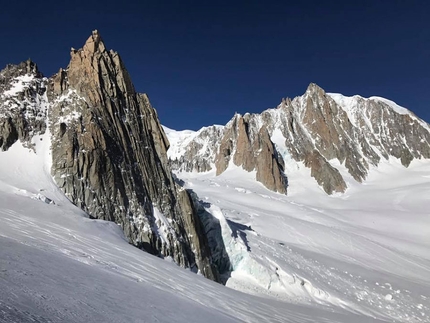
[1,1,429,130]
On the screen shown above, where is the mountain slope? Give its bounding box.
[1,31,429,323]
[0,137,394,323]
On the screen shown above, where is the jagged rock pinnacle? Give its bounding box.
[55,30,135,104]
[214,113,288,193]
[23,59,40,75]
[47,31,223,282]
[305,82,325,95]
[82,29,105,54]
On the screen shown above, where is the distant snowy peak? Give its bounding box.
[166,83,430,195]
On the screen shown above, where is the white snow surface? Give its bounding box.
[327,93,411,116]
[0,125,429,322]
[173,160,430,323]
[162,126,197,160]
[0,133,392,323]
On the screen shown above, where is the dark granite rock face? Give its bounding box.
[48,30,222,281]
[0,31,226,283]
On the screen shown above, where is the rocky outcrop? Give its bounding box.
[187,190,232,283]
[0,31,229,283]
[47,30,222,281]
[215,114,288,193]
[167,83,430,195]
[303,150,346,194]
[169,115,289,194]
[0,60,47,150]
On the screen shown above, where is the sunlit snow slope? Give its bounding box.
[166,126,430,323]
[0,129,397,322]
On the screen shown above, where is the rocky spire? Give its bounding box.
[53,30,135,103]
[47,31,223,281]
[0,31,232,283]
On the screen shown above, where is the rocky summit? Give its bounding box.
[168,83,430,195]
[0,30,231,283]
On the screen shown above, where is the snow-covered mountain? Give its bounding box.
[167,83,430,194]
[1,30,430,323]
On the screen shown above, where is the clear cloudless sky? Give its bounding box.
[1,0,429,130]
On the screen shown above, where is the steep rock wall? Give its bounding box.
[0,31,228,283]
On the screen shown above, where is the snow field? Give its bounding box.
[174,157,430,322]
[0,133,392,322]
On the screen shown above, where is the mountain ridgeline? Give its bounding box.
[168,84,430,194]
[0,31,231,283]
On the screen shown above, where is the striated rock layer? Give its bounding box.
[0,31,229,282]
[168,84,430,194]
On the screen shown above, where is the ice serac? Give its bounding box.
[0,30,224,282]
[169,83,430,194]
